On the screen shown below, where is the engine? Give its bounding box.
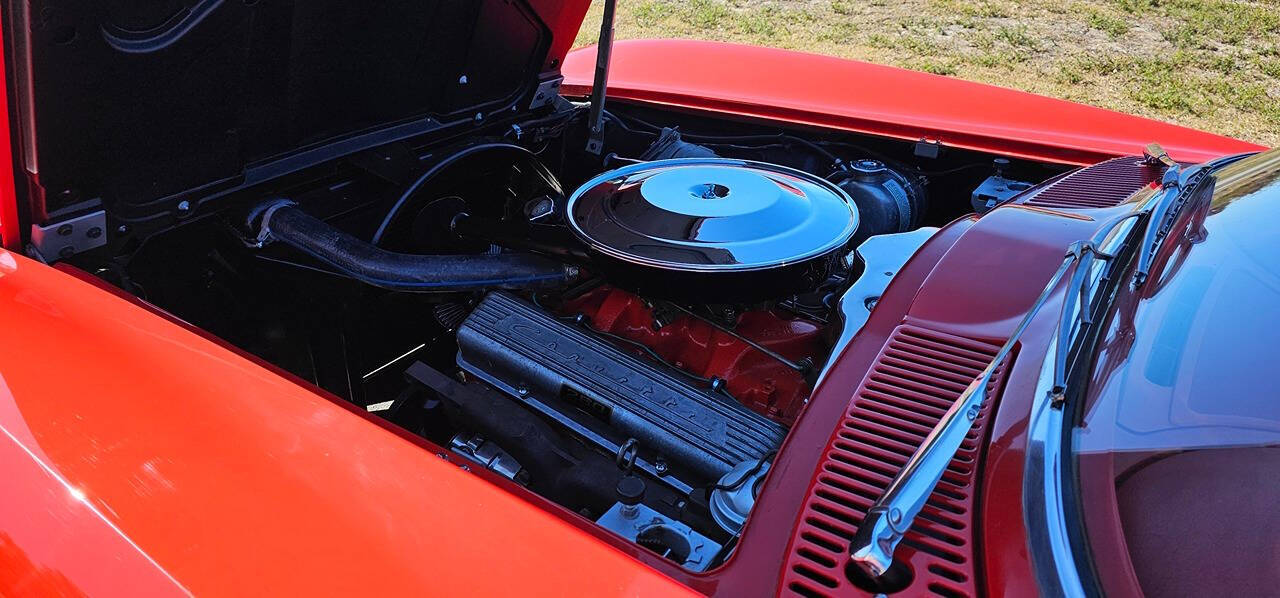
[109,105,1054,572]
[422,152,877,565]
[229,131,932,569]
[559,284,825,424]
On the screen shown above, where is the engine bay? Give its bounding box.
[76,101,1068,571]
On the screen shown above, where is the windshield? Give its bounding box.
[1069,149,1280,597]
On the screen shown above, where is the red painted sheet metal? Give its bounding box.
[562,40,1264,166]
[782,323,1007,598]
[528,0,593,72]
[562,285,824,424]
[0,250,695,597]
[766,202,1117,596]
[1020,156,1164,209]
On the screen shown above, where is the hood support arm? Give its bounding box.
[584,0,616,155]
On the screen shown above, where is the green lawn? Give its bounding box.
[574,0,1280,146]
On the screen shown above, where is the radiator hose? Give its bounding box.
[250,200,577,292]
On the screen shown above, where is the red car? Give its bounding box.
[1,2,1276,596]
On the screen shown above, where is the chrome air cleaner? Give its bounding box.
[567,158,859,302]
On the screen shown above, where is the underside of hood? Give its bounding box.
[7,0,592,225]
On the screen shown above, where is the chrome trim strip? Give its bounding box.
[1025,214,1138,597]
[1024,338,1086,598]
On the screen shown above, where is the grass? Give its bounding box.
[573,0,1280,146]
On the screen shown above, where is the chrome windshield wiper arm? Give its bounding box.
[848,245,1084,579]
[850,143,1191,579]
[849,204,1148,579]
[1049,240,1114,404]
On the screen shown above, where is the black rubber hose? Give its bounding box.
[252,200,577,292]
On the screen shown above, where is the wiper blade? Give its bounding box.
[1133,142,1211,287]
[1048,210,1144,403]
[1049,241,1110,404]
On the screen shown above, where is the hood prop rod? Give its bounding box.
[584,0,616,155]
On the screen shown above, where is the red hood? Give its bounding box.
[562,40,1264,166]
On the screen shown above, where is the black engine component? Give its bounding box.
[371,143,565,253]
[405,361,627,513]
[638,127,719,160]
[250,200,577,292]
[566,158,860,302]
[456,291,787,483]
[832,159,928,244]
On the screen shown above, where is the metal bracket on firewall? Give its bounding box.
[30,210,108,261]
[528,77,564,110]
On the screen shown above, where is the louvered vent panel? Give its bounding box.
[782,324,1008,598]
[1022,156,1163,209]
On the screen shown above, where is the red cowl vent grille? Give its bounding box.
[782,324,1009,598]
[1022,156,1163,209]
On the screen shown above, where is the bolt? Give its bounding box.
[721,307,738,325]
[458,74,468,84]
[473,112,484,124]
[86,227,102,239]
[655,460,669,475]
[58,246,74,258]
[889,508,903,525]
[176,200,191,213]
[516,387,529,397]
[116,224,129,235]
[56,223,73,236]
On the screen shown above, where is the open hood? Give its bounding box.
[8,0,591,226]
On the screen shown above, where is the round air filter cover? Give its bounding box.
[567,158,859,301]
